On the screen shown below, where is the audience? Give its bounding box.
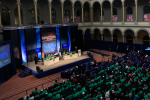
[23,50,150,100]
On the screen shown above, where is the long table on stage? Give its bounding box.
[44,57,59,65]
[63,53,78,60]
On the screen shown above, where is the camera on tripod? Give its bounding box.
[112,54,116,58]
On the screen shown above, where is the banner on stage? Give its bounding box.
[42,32,57,53]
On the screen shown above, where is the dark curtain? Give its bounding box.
[0,40,17,85]
[85,29,91,50]
[92,40,150,55]
[77,30,84,51]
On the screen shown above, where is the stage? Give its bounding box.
[25,55,93,78]
[27,55,89,71]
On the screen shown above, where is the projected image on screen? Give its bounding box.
[0,44,11,68]
[42,32,57,54]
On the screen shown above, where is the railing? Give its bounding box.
[2,77,59,100]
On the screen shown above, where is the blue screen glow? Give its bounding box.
[56,26,60,54]
[68,26,71,52]
[62,43,68,48]
[36,28,42,59]
[19,29,27,64]
[0,44,11,68]
[145,47,150,50]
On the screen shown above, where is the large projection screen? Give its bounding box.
[0,44,11,68]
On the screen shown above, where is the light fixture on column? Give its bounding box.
[149,0,150,3]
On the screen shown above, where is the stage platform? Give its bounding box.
[25,55,93,78]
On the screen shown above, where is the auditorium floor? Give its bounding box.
[0,50,124,100]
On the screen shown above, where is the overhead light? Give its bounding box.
[9,11,10,12]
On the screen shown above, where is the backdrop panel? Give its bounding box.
[10,30,20,59]
[36,28,42,59]
[41,27,56,55]
[70,25,78,51]
[24,28,37,62]
[19,29,27,64]
[59,26,68,52]
[56,26,60,54]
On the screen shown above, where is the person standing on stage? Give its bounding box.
[116,45,119,53]
[34,54,38,64]
[126,46,130,54]
[72,38,77,51]
[133,47,136,52]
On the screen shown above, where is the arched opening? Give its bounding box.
[113,29,122,42]
[1,6,10,25]
[74,1,82,23]
[144,6,150,21]
[113,0,122,22]
[126,35,133,43]
[14,7,23,25]
[102,1,110,22]
[125,0,134,22]
[94,29,101,40]
[93,2,100,22]
[126,7,133,22]
[138,0,149,21]
[143,36,149,45]
[64,0,72,23]
[84,2,90,22]
[51,0,61,24]
[137,30,149,44]
[103,29,111,41]
[64,9,70,23]
[113,8,117,22]
[113,34,118,42]
[52,8,56,23]
[29,8,40,24]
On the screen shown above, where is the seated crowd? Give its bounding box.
[24,50,150,100]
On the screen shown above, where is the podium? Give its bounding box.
[78,49,81,56]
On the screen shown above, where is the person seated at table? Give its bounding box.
[66,51,69,55]
[62,51,66,55]
[69,51,72,54]
[51,54,54,59]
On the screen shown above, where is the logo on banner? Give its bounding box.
[42,34,56,44]
[65,17,69,23]
[144,15,150,21]
[76,17,80,22]
[113,16,117,22]
[100,17,104,21]
[127,15,133,22]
